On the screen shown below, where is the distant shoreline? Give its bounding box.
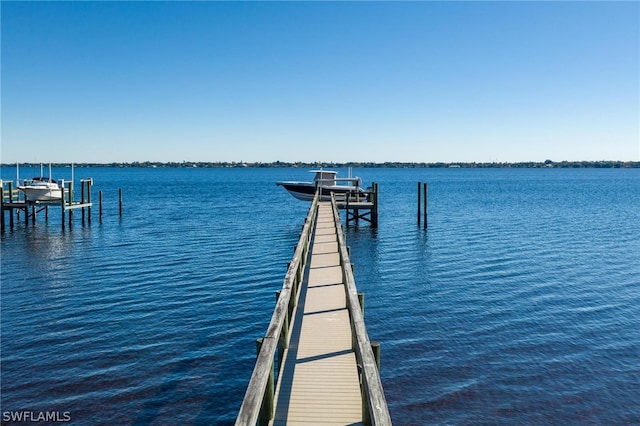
[1,160,638,169]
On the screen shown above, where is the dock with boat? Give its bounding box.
[1,178,96,230]
[277,169,379,227]
[235,191,391,425]
[0,164,123,230]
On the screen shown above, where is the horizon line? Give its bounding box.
[2,160,638,168]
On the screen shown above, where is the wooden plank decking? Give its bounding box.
[271,202,363,425]
[236,193,390,426]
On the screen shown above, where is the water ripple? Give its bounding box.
[2,167,639,425]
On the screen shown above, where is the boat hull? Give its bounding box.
[17,186,63,202]
[277,182,366,202]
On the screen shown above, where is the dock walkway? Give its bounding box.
[236,193,390,426]
[271,202,362,425]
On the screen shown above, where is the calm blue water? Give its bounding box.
[1,167,639,425]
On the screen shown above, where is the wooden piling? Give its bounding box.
[360,341,382,423]
[342,182,378,227]
[256,338,275,426]
[11,181,17,226]
[423,182,428,230]
[81,180,86,225]
[99,190,103,221]
[373,182,379,226]
[61,186,66,229]
[418,181,428,229]
[1,185,4,231]
[119,188,123,216]
[8,182,16,228]
[1,176,101,230]
[360,365,370,426]
[275,290,287,371]
[417,181,422,226]
[87,179,92,224]
[68,181,73,227]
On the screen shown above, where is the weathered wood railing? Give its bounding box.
[235,192,320,426]
[331,193,392,425]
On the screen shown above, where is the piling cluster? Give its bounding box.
[0,179,122,231]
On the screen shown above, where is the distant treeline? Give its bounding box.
[2,160,638,169]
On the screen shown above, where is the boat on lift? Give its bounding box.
[277,169,367,202]
[17,164,64,202]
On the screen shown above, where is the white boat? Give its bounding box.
[18,177,63,202]
[277,170,368,202]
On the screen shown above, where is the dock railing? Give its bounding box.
[330,193,392,425]
[235,191,321,426]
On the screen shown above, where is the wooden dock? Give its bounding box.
[339,182,379,227]
[236,192,390,426]
[1,179,120,230]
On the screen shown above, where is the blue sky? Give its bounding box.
[1,1,638,164]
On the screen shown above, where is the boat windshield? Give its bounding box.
[312,171,337,184]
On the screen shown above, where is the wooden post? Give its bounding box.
[275,290,287,372]
[61,185,66,230]
[417,181,421,226]
[291,261,298,300]
[99,190,103,222]
[275,289,290,352]
[8,182,15,227]
[358,292,364,317]
[371,341,381,371]
[68,182,73,227]
[423,182,428,230]
[256,338,275,425]
[373,182,379,227]
[346,192,351,226]
[360,364,371,426]
[0,185,4,231]
[119,188,123,216]
[81,179,86,225]
[87,179,92,224]
[279,314,289,373]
